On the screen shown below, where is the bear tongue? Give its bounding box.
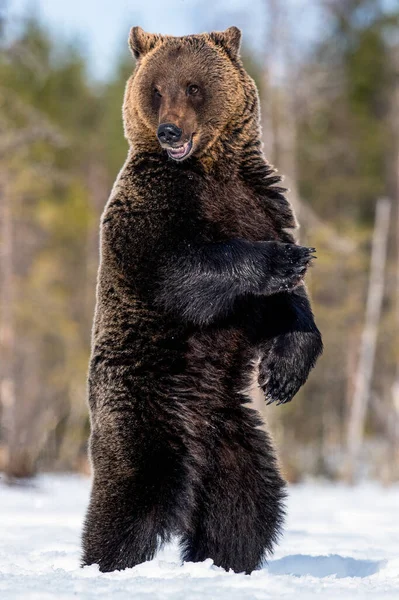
[167,140,191,160]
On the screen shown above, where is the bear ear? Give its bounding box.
[129,26,159,60]
[209,26,242,58]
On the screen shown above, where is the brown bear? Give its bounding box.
[82,26,322,574]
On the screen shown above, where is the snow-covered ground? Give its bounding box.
[0,475,398,599]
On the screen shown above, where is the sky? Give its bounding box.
[7,0,399,80]
[7,0,327,80]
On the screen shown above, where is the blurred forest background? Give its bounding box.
[1,0,399,483]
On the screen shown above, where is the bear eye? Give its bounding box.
[154,88,162,98]
[187,84,199,96]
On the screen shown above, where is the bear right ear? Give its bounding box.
[209,26,242,59]
[129,26,159,60]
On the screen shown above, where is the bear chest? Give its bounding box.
[200,177,275,242]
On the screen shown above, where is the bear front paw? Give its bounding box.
[261,244,316,296]
[258,353,305,406]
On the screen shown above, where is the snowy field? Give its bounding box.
[0,475,398,599]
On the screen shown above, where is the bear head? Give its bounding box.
[123,26,260,166]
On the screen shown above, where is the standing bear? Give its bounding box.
[82,26,323,574]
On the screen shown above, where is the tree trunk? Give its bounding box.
[0,174,18,477]
[345,197,391,481]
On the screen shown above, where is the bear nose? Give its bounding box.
[157,123,182,145]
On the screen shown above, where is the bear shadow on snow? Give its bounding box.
[81,25,323,575]
[268,554,384,579]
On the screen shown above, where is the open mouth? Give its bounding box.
[167,139,193,161]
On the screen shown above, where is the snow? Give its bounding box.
[0,475,398,599]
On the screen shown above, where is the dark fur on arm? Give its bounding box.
[257,285,323,405]
[156,239,315,326]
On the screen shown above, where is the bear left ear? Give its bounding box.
[209,26,242,58]
[129,26,160,60]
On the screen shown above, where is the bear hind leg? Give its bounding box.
[82,476,167,572]
[82,416,192,572]
[180,405,286,574]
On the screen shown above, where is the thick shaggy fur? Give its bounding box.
[82,26,323,574]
